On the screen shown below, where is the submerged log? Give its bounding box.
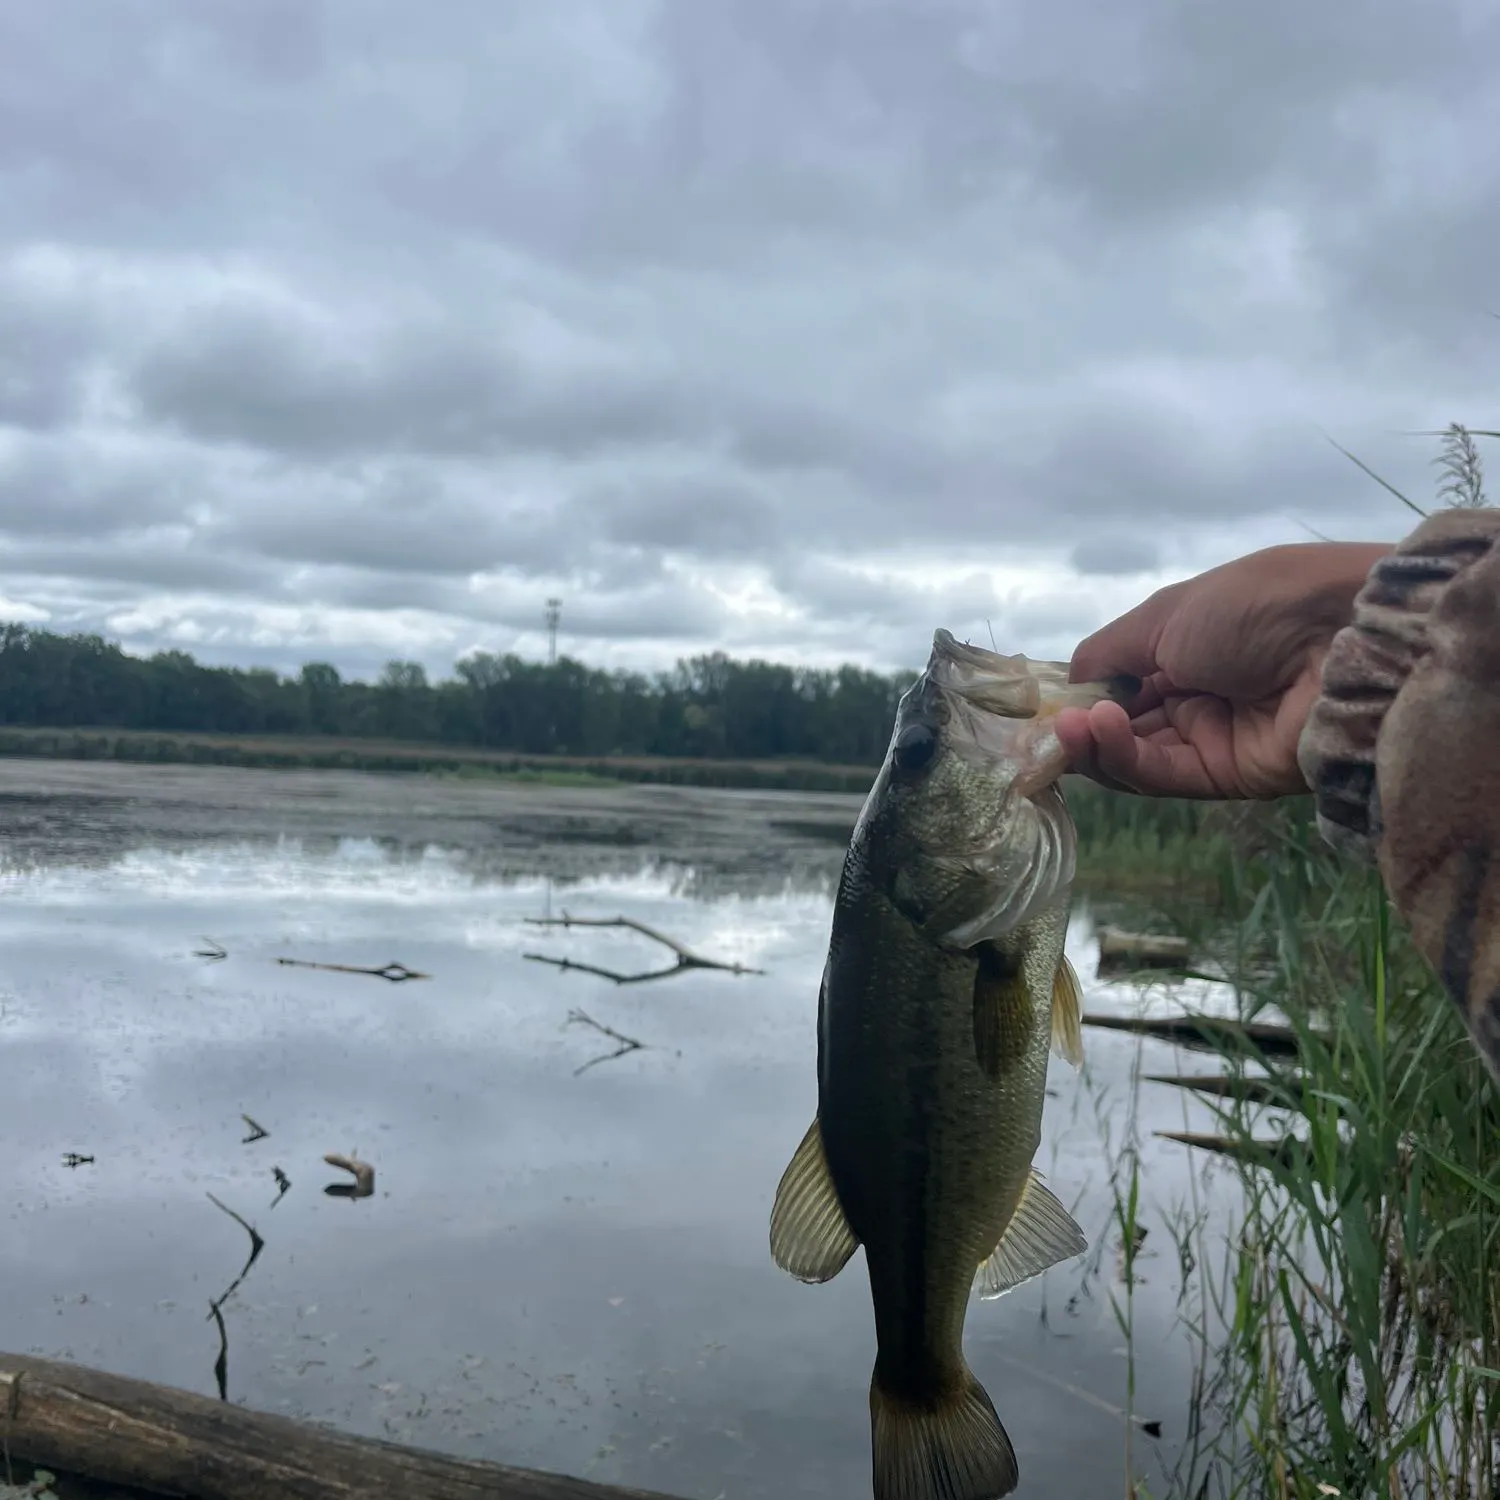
[1081,1012,1315,1058]
[1142,1071,1300,1105]
[0,1353,688,1500]
[1095,926,1191,973]
[1154,1130,1314,1173]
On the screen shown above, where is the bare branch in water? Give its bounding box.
[1082,1012,1310,1058]
[207,1300,230,1403]
[240,1115,269,1144]
[204,1191,269,1402]
[524,912,763,985]
[205,1193,265,1296]
[524,953,687,986]
[1154,1130,1314,1173]
[1143,1072,1297,1106]
[566,1007,645,1076]
[276,958,429,982]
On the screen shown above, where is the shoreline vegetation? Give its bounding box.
[0,622,916,771]
[1098,816,1500,1497]
[0,724,882,793]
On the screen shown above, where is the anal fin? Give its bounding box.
[1051,955,1085,1068]
[974,1169,1087,1300]
[769,1117,859,1283]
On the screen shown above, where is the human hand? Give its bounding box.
[1055,542,1393,799]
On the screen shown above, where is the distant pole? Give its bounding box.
[544,598,562,665]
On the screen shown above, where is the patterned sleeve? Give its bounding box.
[1297,508,1500,1080]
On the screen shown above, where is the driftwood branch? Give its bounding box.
[1095,926,1190,974]
[1154,1130,1315,1173]
[188,938,429,983]
[205,1194,264,1298]
[1143,1071,1298,1105]
[525,955,685,986]
[207,1301,231,1405]
[523,914,762,986]
[322,1152,375,1199]
[204,1193,267,1404]
[565,1008,645,1076]
[1081,1012,1312,1058]
[275,959,429,983]
[0,1351,690,1500]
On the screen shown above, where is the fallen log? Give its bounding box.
[2,1463,155,1499]
[1081,1012,1314,1057]
[1141,1071,1300,1105]
[1154,1130,1314,1173]
[0,1353,689,1500]
[1095,926,1191,973]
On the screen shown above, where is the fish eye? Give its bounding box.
[893,722,938,773]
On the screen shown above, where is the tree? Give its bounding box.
[0,622,914,766]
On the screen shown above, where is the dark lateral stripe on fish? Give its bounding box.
[893,1035,937,1390]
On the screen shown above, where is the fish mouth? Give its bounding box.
[925,628,1139,719]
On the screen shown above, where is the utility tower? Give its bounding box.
[544,597,562,665]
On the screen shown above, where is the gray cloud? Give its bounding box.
[1070,536,1162,578]
[0,0,1495,680]
[129,295,701,464]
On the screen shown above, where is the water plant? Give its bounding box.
[1079,801,1500,1497]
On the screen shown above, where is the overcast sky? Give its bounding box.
[1,1,1496,682]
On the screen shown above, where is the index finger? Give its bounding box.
[1068,586,1177,686]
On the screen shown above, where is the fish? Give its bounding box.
[768,628,1138,1500]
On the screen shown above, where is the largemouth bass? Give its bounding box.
[768,629,1137,1500]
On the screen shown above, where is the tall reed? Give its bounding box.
[1080,802,1500,1497]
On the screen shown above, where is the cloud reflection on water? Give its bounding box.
[0,774,1245,1497]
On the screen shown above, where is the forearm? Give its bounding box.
[1298,511,1500,1080]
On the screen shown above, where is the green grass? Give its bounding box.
[1083,805,1500,1497]
[1066,778,1313,913]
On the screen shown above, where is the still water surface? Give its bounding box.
[0,762,1240,1498]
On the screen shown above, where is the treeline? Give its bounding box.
[0,624,917,765]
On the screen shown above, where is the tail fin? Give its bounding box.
[869,1365,1019,1500]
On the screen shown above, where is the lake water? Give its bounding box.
[0,761,1244,1499]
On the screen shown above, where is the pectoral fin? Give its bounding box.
[1051,955,1085,1068]
[972,946,1035,1082]
[769,1117,859,1283]
[974,1170,1088,1300]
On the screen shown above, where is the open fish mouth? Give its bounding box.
[912,628,1139,787]
[925,628,1140,719]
